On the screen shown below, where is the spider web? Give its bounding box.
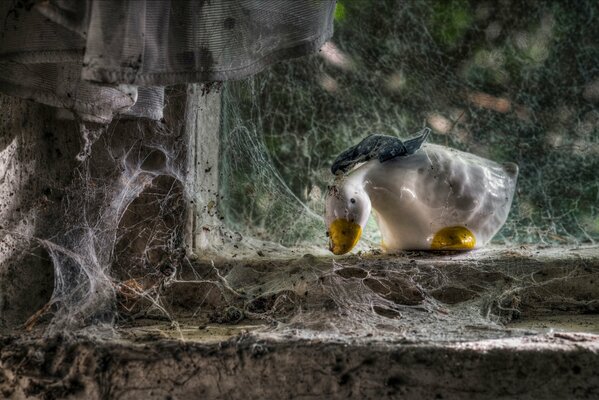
[1,0,598,338]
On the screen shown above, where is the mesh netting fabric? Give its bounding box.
[0,0,335,122]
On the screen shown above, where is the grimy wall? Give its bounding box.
[0,94,78,329]
[0,86,225,332]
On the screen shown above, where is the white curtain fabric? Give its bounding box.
[0,0,335,123]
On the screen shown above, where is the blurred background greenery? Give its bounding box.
[220,0,599,248]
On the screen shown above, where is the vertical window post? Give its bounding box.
[185,84,222,254]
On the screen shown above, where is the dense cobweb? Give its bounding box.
[2,0,598,339]
[191,0,599,340]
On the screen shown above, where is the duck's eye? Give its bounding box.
[350,198,356,204]
[326,231,330,237]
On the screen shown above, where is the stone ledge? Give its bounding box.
[2,245,599,398]
[1,332,598,399]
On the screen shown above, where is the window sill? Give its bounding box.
[2,245,599,398]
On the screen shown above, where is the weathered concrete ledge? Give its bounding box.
[2,246,599,399]
[1,331,598,399]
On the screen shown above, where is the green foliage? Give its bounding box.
[429,0,473,47]
[334,1,346,22]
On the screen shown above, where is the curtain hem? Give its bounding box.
[81,28,333,85]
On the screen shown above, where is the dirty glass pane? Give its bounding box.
[220,0,599,249]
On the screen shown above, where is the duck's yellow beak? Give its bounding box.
[328,219,362,255]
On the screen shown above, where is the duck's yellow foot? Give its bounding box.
[431,226,476,250]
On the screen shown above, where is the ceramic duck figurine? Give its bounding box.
[325,128,518,254]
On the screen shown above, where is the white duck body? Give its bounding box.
[341,143,518,251]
